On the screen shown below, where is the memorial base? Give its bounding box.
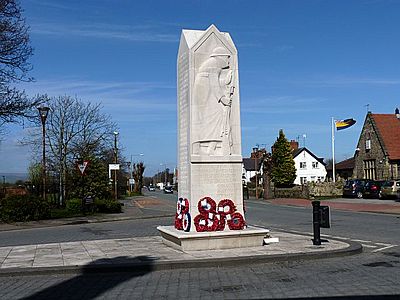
[157,225,270,252]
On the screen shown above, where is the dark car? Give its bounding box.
[342,179,370,198]
[363,180,385,199]
[164,186,173,194]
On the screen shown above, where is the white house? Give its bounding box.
[242,157,263,184]
[293,147,327,185]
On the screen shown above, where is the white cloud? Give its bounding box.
[30,22,179,43]
[289,77,400,87]
[242,96,328,114]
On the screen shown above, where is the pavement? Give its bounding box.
[1,195,398,276]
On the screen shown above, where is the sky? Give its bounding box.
[1,0,400,178]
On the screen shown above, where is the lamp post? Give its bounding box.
[253,146,259,199]
[127,161,131,193]
[38,106,50,200]
[113,131,119,201]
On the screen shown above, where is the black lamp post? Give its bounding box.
[113,131,119,201]
[38,106,50,200]
[253,146,259,199]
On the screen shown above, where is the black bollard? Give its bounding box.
[312,201,321,245]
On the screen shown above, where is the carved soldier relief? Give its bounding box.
[191,37,239,157]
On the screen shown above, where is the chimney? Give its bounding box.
[395,107,400,119]
[290,140,299,151]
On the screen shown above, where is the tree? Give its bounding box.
[262,152,273,199]
[69,155,111,200]
[24,95,116,205]
[0,0,41,126]
[132,162,145,193]
[271,129,296,187]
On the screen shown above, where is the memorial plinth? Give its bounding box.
[158,226,270,251]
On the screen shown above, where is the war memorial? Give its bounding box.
[158,25,270,251]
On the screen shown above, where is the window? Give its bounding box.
[312,162,319,169]
[300,162,306,169]
[363,159,376,180]
[300,177,307,184]
[365,139,371,151]
[317,176,324,182]
[311,176,316,182]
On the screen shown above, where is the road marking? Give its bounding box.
[361,244,378,248]
[372,245,398,253]
[375,242,393,246]
[352,239,374,244]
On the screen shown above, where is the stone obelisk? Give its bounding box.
[158,25,269,250]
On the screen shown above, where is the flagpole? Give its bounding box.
[331,117,336,183]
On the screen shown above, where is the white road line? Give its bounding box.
[352,239,374,243]
[375,242,393,246]
[372,245,398,253]
[361,244,378,248]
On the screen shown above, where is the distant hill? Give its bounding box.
[0,173,28,184]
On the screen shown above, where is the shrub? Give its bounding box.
[0,194,51,222]
[94,199,122,213]
[66,198,82,214]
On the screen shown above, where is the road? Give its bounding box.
[0,192,399,299]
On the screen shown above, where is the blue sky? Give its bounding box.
[1,0,400,177]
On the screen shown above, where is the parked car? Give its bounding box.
[148,185,155,191]
[342,179,370,198]
[363,180,385,199]
[164,186,173,194]
[379,180,400,199]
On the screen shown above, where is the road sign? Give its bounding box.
[78,161,89,175]
[109,164,120,170]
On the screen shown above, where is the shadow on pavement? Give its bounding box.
[21,256,154,300]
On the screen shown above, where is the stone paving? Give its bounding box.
[0,231,355,273]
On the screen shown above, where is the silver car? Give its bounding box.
[379,180,400,199]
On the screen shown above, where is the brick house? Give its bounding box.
[353,110,400,180]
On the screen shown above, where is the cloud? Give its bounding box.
[20,78,177,122]
[241,96,328,114]
[30,22,179,43]
[289,77,400,87]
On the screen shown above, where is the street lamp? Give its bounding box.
[253,146,259,199]
[38,106,50,200]
[113,131,119,201]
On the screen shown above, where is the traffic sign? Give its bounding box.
[78,161,89,175]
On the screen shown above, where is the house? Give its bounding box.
[326,157,355,180]
[242,157,263,184]
[353,110,400,180]
[292,146,327,185]
[242,149,265,184]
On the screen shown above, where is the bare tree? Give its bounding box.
[0,0,40,126]
[133,162,145,193]
[26,95,116,206]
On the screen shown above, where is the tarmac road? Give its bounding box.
[0,192,399,299]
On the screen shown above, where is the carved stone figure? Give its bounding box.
[192,46,234,156]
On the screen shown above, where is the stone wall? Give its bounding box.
[271,181,344,199]
[307,181,344,198]
[273,185,309,199]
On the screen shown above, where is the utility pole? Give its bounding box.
[253,146,259,199]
